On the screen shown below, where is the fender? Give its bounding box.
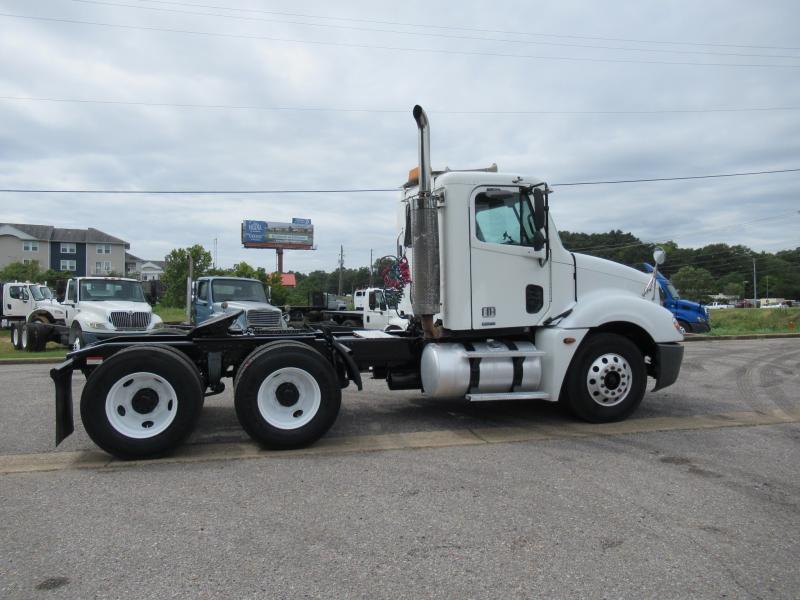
[558,291,682,343]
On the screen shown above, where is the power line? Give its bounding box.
[1,167,798,194]
[131,0,800,52]
[553,168,800,187]
[3,95,799,115]
[70,0,800,61]
[2,12,798,69]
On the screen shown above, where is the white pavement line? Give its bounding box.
[1,408,798,475]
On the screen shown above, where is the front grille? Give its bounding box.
[109,311,151,330]
[247,309,282,328]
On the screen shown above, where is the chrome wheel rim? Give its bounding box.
[586,353,633,407]
[105,372,178,438]
[257,367,321,430]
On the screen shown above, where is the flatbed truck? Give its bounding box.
[50,106,684,460]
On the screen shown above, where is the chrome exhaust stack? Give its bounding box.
[411,105,440,338]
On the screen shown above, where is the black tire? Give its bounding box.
[564,333,647,423]
[11,323,22,350]
[234,340,341,449]
[341,319,359,328]
[677,319,691,334]
[30,323,51,352]
[80,345,204,459]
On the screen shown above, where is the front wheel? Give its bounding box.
[80,345,204,459]
[234,340,341,449]
[69,324,86,351]
[677,319,691,334]
[564,333,647,423]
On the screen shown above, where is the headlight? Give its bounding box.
[696,316,705,322]
[87,321,108,329]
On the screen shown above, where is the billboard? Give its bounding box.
[241,219,314,250]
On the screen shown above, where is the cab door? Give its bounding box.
[5,284,30,317]
[194,280,212,324]
[469,186,550,329]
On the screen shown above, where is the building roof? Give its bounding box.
[0,223,128,247]
[280,273,297,287]
[125,252,143,262]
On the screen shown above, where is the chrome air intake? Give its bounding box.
[411,105,440,334]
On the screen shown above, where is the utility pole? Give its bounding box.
[369,248,373,287]
[752,257,757,307]
[338,245,345,296]
[213,237,218,269]
[765,275,769,300]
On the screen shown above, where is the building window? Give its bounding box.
[23,240,39,252]
[95,261,111,273]
[23,259,32,265]
[97,244,111,254]
[60,259,77,271]
[61,243,76,254]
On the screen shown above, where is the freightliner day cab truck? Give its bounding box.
[50,106,684,459]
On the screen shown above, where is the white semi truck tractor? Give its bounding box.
[50,105,683,459]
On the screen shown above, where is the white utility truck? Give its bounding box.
[20,277,163,352]
[50,106,683,460]
[322,287,411,331]
[2,281,59,349]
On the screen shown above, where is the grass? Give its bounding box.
[0,329,67,360]
[153,305,188,324]
[706,307,800,336]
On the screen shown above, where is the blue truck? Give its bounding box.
[192,276,287,330]
[642,263,709,333]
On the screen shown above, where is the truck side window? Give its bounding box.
[9,286,21,300]
[67,282,77,302]
[475,191,536,247]
[197,281,208,302]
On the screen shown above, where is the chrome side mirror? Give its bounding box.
[653,247,666,266]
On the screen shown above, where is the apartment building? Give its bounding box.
[0,223,129,276]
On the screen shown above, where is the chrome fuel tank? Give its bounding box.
[420,340,543,398]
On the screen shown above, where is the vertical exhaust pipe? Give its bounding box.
[411,105,440,338]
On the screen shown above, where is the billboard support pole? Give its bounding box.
[277,247,284,274]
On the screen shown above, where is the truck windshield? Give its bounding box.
[211,279,268,303]
[80,279,146,302]
[40,286,53,299]
[666,281,680,299]
[29,286,44,301]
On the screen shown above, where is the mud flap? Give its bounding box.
[50,359,75,445]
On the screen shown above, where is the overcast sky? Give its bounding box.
[1,0,799,273]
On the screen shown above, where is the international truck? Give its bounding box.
[315,287,410,331]
[641,264,710,333]
[14,277,163,352]
[50,106,684,460]
[192,276,287,330]
[2,281,59,350]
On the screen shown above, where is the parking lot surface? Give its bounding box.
[1,338,799,598]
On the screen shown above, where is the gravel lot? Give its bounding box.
[1,338,799,599]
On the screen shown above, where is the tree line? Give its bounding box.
[560,230,800,302]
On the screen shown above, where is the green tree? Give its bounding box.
[671,266,716,302]
[161,245,213,307]
[0,260,42,282]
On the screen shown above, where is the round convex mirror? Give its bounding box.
[653,247,666,265]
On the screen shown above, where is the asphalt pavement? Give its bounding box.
[1,338,798,599]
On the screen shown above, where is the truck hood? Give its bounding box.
[574,253,651,290]
[80,301,153,313]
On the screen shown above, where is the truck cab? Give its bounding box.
[192,276,286,330]
[642,263,710,333]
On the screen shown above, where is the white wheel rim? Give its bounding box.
[105,372,178,438]
[257,367,321,430]
[73,336,81,351]
[12,328,19,346]
[21,327,28,349]
[586,353,633,407]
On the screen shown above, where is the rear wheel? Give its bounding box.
[234,340,341,449]
[341,319,359,328]
[20,323,31,351]
[11,323,22,350]
[80,345,204,459]
[564,333,647,423]
[677,319,691,334]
